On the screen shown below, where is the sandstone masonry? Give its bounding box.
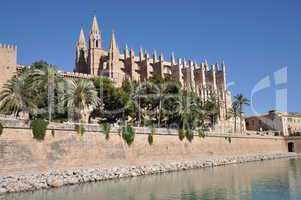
[0,44,17,89]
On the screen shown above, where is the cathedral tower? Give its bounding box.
[88,15,104,75]
[75,27,88,73]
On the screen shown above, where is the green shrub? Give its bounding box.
[31,119,49,141]
[178,129,185,141]
[121,124,135,146]
[51,129,55,137]
[148,133,154,145]
[0,123,3,136]
[224,137,232,143]
[185,129,194,143]
[198,129,205,138]
[148,126,155,145]
[101,122,111,140]
[75,121,85,136]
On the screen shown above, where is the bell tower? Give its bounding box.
[75,27,88,73]
[88,15,104,75]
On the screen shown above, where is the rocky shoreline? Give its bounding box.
[0,153,299,194]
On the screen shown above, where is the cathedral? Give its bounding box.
[74,16,232,121]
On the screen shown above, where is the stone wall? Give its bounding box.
[0,44,17,89]
[0,127,298,176]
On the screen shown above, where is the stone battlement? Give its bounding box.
[0,43,17,50]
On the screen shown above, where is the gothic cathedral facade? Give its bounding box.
[75,16,232,121]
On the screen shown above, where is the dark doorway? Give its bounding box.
[288,142,295,152]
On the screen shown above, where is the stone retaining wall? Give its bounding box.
[0,127,296,175]
[0,153,299,194]
[0,126,301,194]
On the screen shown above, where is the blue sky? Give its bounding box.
[0,0,300,115]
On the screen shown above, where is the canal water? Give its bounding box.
[1,158,301,200]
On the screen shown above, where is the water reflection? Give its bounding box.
[1,159,301,200]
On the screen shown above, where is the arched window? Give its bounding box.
[96,41,98,48]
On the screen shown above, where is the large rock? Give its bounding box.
[47,176,64,188]
[0,187,7,194]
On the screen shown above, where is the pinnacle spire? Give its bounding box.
[77,27,86,47]
[109,29,119,56]
[139,47,143,55]
[124,44,129,58]
[204,59,209,71]
[171,52,176,65]
[138,46,144,61]
[215,62,220,71]
[89,15,101,49]
[160,52,164,61]
[183,58,187,67]
[153,49,158,62]
[91,15,100,34]
[222,60,226,71]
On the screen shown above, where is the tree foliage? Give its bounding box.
[75,121,85,136]
[0,75,37,117]
[148,126,155,145]
[228,102,240,133]
[65,79,100,122]
[178,129,185,141]
[100,122,111,140]
[233,94,250,133]
[0,60,229,145]
[31,118,49,141]
[0,123,3,136]
[121,123,135,146]
[0,61,65,120]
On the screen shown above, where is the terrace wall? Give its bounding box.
[0,125,299,175]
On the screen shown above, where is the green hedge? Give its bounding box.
[31,119,49,141]
[178,129,185,141]
[75,122,85,136]
[0,123,3,136]
[101,122,111,140]
[121,124,135,146]
[198,129,206,138]
[148,127,155,145]
[51,129,55,137]
[185,129,194,143]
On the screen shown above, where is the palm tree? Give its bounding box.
[29,63,65,121]
[148,75,166,127]
[65,79,100,123]
[203,96,219,129]
[0,75,37,117]
[228,102,239,133]
[233,94,250,134]
[178,90,205,131]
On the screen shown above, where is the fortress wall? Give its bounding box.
[0,128,297,175]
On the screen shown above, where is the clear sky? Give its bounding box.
[0,0,300,115]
